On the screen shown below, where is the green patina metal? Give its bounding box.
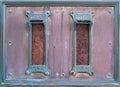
[0,1,2,83]
[0,1,119,86]
[2,3,6,84]
[71,12,93,75]
[26,10,50,75]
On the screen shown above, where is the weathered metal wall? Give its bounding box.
[1,0,120,86]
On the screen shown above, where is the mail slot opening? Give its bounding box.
[25,11,50,75]
[77,20,90,23]
[31,20,43,22]
[76,24,89,65]
[32,23,44,65]
[71,13,93,75]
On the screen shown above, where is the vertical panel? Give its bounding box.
[6,7,49,79]
[76,24,89,65]
[49,8,63,78]
[114,2,119,82]
[60,7,71,79]
[0,1,2,83]
[32,24,44,65]
[93,7,114,79]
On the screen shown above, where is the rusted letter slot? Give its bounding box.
[71,12,93,75]
[25,11,50,75]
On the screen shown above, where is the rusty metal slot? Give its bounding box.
[71,12,93,75]
[25,10,50,75]
[76,24,89,65]
[32,23,44,65]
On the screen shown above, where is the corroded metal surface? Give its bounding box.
[76,24,89,65]
[32,24,44,65]
[6,7,114,80]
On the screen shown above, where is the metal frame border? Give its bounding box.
[25,10,50,75]
[0,0,119,86]
[71,12,93,75]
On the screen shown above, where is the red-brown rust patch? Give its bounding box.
[32,24,44,65]
[76,24,89,65]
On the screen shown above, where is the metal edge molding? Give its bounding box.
[0,0,2,84]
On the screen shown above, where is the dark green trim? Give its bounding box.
[0,1,119,86]
[1,79,119,86]
[114,2,119,82]
[2,4,6,84]
[0,1,2,83]
[2,1,119,7]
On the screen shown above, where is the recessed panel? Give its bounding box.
[76,24,89,65]
[32,24,44,65]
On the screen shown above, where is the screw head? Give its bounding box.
[8,9,12,13]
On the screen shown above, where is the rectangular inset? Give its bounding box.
[71,12,93,75]
[76,24,89,65]
[25,11,50,75]
[32,24,44,65]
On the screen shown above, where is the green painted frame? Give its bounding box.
[71,12,93,75]
[0,0,119,86]
[25,10,50,75]
[0,0,3,83]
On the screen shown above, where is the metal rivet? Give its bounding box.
[56,73,59,77]
[106,73,112,78]
[91,12,94,14]
[108,10,112,14]
[91,11,95,16]
[8,41,12,46]
[108,41,112,46]
[7,73,13,78]
[26,10,31,14]
[61,73,65,77]
[46,11,50,15]
[71,70,76,75]
[8,73,12,76]
[8,9,12,13]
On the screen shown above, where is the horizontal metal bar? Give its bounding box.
[2,1,119,7]
[2,79,119,86]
